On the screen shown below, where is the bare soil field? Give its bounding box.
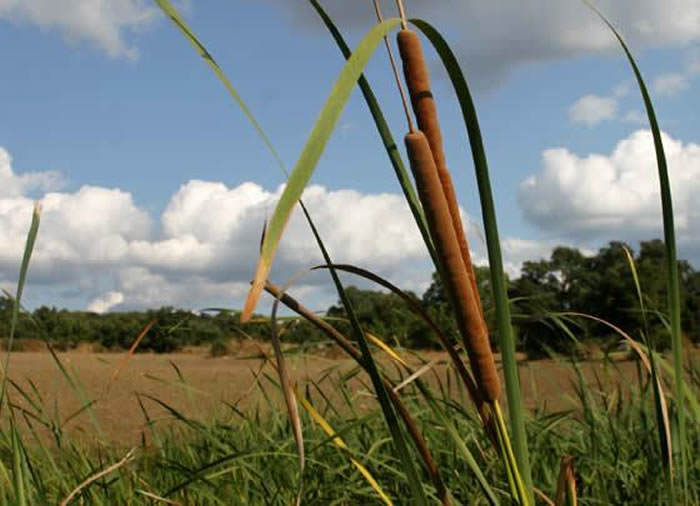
[3,343,696,446]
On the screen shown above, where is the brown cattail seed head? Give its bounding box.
[405,131,500,402]
[397,29,484,317]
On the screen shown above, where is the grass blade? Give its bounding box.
[297,204,429,504]
[0,202,40,415]
[410,18,533,498]
[241,18,401,321]
[622,247,674,500]
[11,424,27,506]
[584,2,687,495]
[308,0,437,268]
[294,386,394,506]
[154,0,286,170]
[270,281,305,505]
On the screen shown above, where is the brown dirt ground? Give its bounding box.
[2,343,697,446]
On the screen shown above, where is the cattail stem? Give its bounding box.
[394,0,408,29]
[397,28,484,318]
[373,0,414,133]
[405,131,500,402]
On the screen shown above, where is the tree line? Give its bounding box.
[2,239,698,356]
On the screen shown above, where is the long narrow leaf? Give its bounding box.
[296,204,429,504]
[0,203,40,414]
[308,0,437,267]
[622,246,674,500]
[295,386,394,506]
[270,281,305,505]
[242,19,402,321]
[584,2,687,495]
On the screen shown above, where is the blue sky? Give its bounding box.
[0,0,699,313]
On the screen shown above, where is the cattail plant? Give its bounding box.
[371,0,499,406]
[392,2,531,503]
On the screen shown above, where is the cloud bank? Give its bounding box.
[283,0,700,87]
[0,146,443,311]
[519,129,700,259]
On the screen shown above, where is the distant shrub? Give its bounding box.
[209,339,233,358]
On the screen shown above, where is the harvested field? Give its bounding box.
[5,344,694,446]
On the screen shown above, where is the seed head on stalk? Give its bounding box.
[404,130,500,402]
[395,21,484,320]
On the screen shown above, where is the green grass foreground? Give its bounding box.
[0,353,697,505]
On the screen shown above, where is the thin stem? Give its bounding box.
[394,0,409,29]
[373,0,414,133]
[493,402,531,506]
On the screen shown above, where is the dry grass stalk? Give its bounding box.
[554,455,577,506]
[404,131,500,402]
[60,448,136,506]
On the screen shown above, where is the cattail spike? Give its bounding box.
[397,29,484,317]
[405,131,500,402]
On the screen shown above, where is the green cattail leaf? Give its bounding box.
[410,18,534,500]
[308,0,437,268]
[584,2,687,497]
[242,18,401,320]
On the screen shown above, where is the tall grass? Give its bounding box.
[0,1,697,505]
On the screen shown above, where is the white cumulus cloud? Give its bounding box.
[0,147,445,311]
[0,0,156,58]
[654,73,690,96]
[87,291,124,313]
[0,148,62,197]
[0,146,587,312]
[519,130,700,258]
[569,94,618,126]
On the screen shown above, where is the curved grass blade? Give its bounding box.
[622,246,674,499]
[366,332,408,368]
[403,19,534,498]
[308,0,437,268]
[59,449,136,506]
[583,1,687,495]
[154,0,285,170]
[313,263,489,426]
[109,319,156,386]
[11,424,27,506]
[358,333,499,506]
[294,386,394,506]
[297,204,429,505]
[0,202,40,414]
[241,18,401,321]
